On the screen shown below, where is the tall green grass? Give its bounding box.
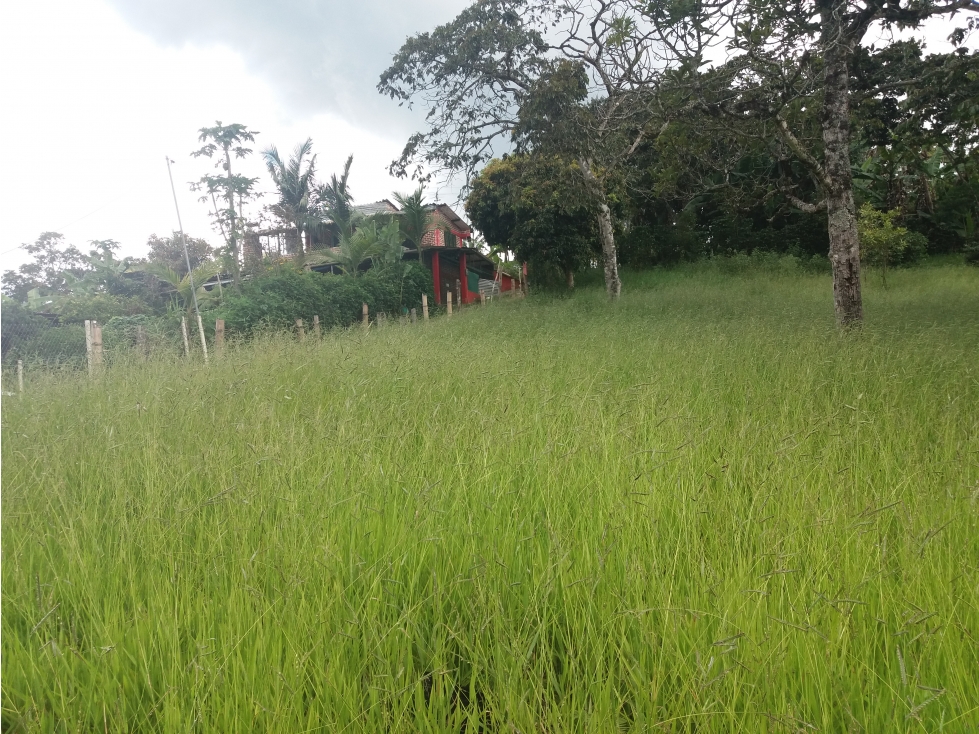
[3,264,978,732]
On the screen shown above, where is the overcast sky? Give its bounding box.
[0,0,466,272]
[0,0,963,274]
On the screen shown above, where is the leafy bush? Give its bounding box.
[102,314,184,358]
[56,293,152,325]
[2,297,51,363]
[215,265,434,335]
[703,211,830,258]
[857,204,927,270]
[618,214,706,267]
[3,297,86,366]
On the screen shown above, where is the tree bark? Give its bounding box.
[579,157,621,299]
[821,4,862,326]
[565,267,575,289]
[224,148,242,292]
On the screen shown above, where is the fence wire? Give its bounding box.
[1,313,188,372]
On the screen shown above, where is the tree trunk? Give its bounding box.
[579,157,621,299]
[224,148,242,292]
[565,267,575,289]
[821,4,862,326]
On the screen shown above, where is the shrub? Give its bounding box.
[102,314,184,358]
[3,297,86,367]
[2,297,51,363]
[56,293,152,325]
[618,214,706,268]
[215,265,434,335]
[857,204,927,272]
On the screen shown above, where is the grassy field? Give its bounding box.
[3,263,978,732]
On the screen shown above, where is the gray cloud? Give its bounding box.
[104,0,467,136]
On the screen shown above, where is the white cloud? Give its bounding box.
[1,0,968,275]
[0,0,433,271]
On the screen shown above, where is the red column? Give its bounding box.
[459,252,469,304]
[432,250,441,304]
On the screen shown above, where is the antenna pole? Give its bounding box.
[166,156,209,364]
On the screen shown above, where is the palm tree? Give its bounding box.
[393,187,432,250]
[316,155,357,241]
[137,262,222,314]
[263,138,317,257]
[306,219,402,276]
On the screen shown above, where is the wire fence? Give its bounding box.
[1,289,525,394]
[1,315,184,372]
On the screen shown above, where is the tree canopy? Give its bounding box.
[381,0,979,322]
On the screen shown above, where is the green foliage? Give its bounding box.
[857,204,927,271]
[3,265,978,731]
[215,266,433,334]
[134,261,223,315]
[1,232,86,302]
[617,211,705,267]
[1,297,49,363]
[393,188,432,249]
[59,241,145,300]
[55,293,152,325]
[0,298,86,366]
[961,212,979,266]
[191,121,260,288]
[466,155,598,282]
[101,314,183,357]
[316,154,357,240]
[306,218,404,276]
[263,138,317,254]
[146,231,214,276]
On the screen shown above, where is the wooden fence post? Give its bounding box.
[480,293,486,306]
[84,320,94,377]
[17,360,23,393]
[296,318,305,341]
[313,315,321,339]
[410,308,417,324]
[422,294,429,320]
[92,322,103,372]
[362,303,369,329]
[181,317,191,359]
[195,313,209,365]
[215,319,225,355]
[446,291,453,317]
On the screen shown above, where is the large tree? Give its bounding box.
[1,233,86,302]
[680,0,979,324]
[382,0,978,321]
[378,0,710,299]
[146,232,213,276]
[466,154,599,287]
[191,122,259,292]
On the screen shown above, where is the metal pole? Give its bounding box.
[166,156,209,364]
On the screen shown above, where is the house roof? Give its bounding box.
[353,200,400,217]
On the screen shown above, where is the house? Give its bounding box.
[306,201,522,304]
[407,203,520,304]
